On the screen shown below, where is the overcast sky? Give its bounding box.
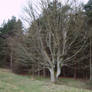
[0,0,26,26]
[0,0,88,26]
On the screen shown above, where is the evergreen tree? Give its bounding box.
[84,0,92,23]
[0,16,23,68]
[84,0,92,80]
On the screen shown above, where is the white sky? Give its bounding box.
[0,0,89,26]
[0,0,26,26]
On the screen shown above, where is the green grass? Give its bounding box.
[0,68,92,92]
[58,77,90,89]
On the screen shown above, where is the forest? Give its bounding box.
[0,0,92,90]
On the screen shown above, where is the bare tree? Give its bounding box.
[23,0,87,82]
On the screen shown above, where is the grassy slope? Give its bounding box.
[0,68,92,92]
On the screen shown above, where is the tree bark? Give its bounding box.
[74,58,77,79]
[74,64,77,79]
[10,51,13,71]
[90,39,92,80]
[49,68,56,83]
[56,61,61,80]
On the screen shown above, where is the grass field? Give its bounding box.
[0,68,92,92]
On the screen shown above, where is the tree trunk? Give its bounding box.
[56,61,61,80]
[74,60,77,79]
[90,39,92,80]
[38,64,40,77]
[10,51,13,71]
[43,66,46,77]
[74,64,77,79]
[49,68,56,83]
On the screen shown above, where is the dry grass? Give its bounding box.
[0,68,92,92]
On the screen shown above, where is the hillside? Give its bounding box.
[0,68,92,92]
